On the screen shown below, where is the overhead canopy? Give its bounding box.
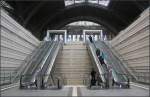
[4,0,149,40]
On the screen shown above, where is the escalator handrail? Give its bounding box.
[12,41,45,83]
[86,40,106,83]
[103,41,137,80]
[99,41,135,81]
[103,41,131,75]
[21,41,53,83]
[23,41,50,75]
[30,42,53,73]
[43,41,63,84]
[22,41,46,75]
[30,42,55,82]
[40,42,58,75]
[94,40,128,82]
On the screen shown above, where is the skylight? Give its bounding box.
[64,0,110,6]
[67,21,100,26]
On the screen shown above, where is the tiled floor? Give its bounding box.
[78,85,149,96]
[1,86,72,97]
[1,84,149,97]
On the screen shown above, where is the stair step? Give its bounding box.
[64,79,84,85]
[54,62,92,65]
[55,65,92,69]
[55,59,91,63]
[53,69,91,73]
[52,42,92,85]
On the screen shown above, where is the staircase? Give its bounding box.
[53,42,92,85]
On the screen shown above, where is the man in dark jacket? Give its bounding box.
[89,35,93,43]
[90,68,96,88]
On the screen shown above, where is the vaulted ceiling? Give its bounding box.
[4,0,149,40]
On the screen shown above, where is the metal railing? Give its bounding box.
[20,41,64,89]
[0,71,17,86]
[11,41,45,83]
[86,40,106,83]
[0,42,45,86]
[42,41,63,84]
[86,39,135,86]
[106,41,149,84]
[30,42,55,83]
[104,41,137,80]
[93,40,130,82]
[21,41,53,83]
[20,74,64,89]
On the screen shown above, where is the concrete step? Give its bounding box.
[54,61,91,64]
[59,51,88,55]
[63,45,86,50]
[53,69,91,73]
[55,59,91,63]
[63,78,87,85]
[54,62,92,66]
[52,42,92,85]
[54,66,92,69]
[53,73,90,78]
[56,55,90,59]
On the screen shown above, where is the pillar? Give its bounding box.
[64,31,67,43]
[83,31,85,42]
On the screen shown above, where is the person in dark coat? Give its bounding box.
[89,35,93,43]
[96,48,100,57]
[90,68,97,88]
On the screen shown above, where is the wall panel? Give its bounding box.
[0,9,40,75]
[110,8,149,83]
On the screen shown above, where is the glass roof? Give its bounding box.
[67,21,100,26]
[64,0,110,6]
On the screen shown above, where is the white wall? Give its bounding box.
[0,9,40,73]
[110,8,149,83]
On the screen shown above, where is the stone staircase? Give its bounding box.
[53,42,92,85]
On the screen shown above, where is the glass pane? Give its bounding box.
[99,0,110,6]
[64,0,74,6]
[68,21,99,26]
[88,0,98,4]
[64,0,110,6]
[75,0,85,3]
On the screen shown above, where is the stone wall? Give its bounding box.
[110,8,149,83]
[1,9,40,74]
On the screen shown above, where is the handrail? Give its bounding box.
[41,42,58,74]
[29,42,52,74]
[94,40,128,82]
[21,41,52,83]
[104,41,137,80]
[40,42,58,82]
[21,41,46,76]
[86,40,106,83]
[30,42,55,82]
[9,41,45,83]
[44,41,63,84]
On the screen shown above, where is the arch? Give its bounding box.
[36,3,128,39]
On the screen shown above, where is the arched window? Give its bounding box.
[64,0,110,7]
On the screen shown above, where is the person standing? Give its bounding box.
[89,35,93,43]
[90,68,96,88]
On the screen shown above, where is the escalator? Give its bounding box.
[20,41,62,89]
[40,41,62,89]
[86,40,107,88]
[94,40,132,88]
[20,41,53,87]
